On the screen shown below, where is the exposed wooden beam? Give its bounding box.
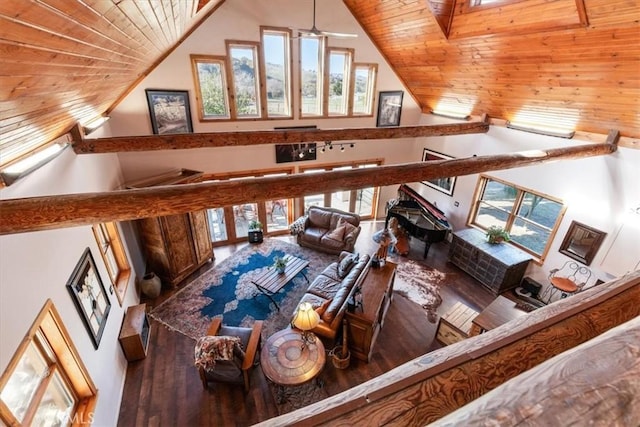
[72,123,489,153]
[260,271,640,426]
[0,142,616,235]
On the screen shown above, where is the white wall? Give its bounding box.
[103,0,422,184]
[409,115,640,291]
[0,149,143,427]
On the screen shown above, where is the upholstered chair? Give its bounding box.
[194,317,262,392]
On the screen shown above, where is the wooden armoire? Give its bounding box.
[126,170,214,287]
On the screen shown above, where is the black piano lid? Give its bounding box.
[397,184,450,228]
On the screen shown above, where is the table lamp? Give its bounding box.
[292,302,320,347]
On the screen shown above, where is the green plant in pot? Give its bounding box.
[248,220,263,231]
[273,256,288,274]
[486,226,510,244]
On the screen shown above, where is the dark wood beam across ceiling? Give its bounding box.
[0,142,616,235]
[72,122,489,153]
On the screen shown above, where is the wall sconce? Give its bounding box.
[83,115,110,135]
[318,141,355,153]
[0,141,70,186]
[506,121,575,139]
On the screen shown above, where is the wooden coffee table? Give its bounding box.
[260,328,326,401]
[251,254,309,311]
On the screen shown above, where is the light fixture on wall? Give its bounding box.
[0,141,70,186]
[318,141,355,153]
[506,121,575,139]
[82,115,111,135]
[430,109,470,120]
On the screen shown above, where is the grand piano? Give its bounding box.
[385,184,452,258]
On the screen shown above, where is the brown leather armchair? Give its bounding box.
[195,317,263,392]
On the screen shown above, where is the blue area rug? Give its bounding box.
[150,239,336,340]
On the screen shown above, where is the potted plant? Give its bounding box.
[273,256,288,274]
[486,226,510,244]
[248,220,263,244]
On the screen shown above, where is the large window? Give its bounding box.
[190,55,230,121]
[326,48,353,116]
[92,222,131,306]
[201,168,295,245]
[299,36,325,117]
[261,28,292,118]
[352,64,377,115]
[227,42,262,118]
[0,300,97,426]
[469,175,566,260]
[299,160,382,219]
[190,28,376,122]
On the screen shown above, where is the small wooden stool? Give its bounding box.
[436,302,479,345]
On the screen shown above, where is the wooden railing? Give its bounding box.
[256,270,640,426]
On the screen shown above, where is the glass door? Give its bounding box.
[207,208,228,242]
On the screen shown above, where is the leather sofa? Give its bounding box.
[294,206,361,254]
[295,251,371,342]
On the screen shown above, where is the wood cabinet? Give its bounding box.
[127,170,213,287]
[345,261,396,362]
[448,228,532,295]
[119,304,150,361]
[137,210,213,287]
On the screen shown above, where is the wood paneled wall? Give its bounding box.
[344,0,640,139]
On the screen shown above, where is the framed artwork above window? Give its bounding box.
[421,149,456,196]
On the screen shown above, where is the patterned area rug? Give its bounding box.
[393,259,445,323]
[149,239,337,341]
[150,240,444,414]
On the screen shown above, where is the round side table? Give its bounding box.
[260,328,325,401]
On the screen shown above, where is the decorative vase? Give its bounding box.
[276,266,285,274]
[140,272,162,299]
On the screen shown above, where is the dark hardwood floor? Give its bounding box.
[117,221,497,426]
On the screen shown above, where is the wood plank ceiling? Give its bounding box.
[0,0,638,169]
[344,0,639,140]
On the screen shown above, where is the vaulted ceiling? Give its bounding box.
[1,0,638,169]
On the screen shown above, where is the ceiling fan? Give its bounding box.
[296,0,358,39]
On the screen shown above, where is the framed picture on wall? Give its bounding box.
[376,91,403,127]
[421,149,457,196]
[145,89,193,135]
[66,248,111,349]
[559,221,607,266]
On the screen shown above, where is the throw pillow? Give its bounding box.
[315,299,332,316]
[338,217,357,237]
[337,253,359,278]
[326,224,346,241]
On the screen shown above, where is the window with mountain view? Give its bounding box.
[352,64,377,115]
[327,48,353,116]
[300,36,325,117]
[190,28,376,121]
[227,42,261,118]
[190,55,230,120]
[261,29,292,118]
